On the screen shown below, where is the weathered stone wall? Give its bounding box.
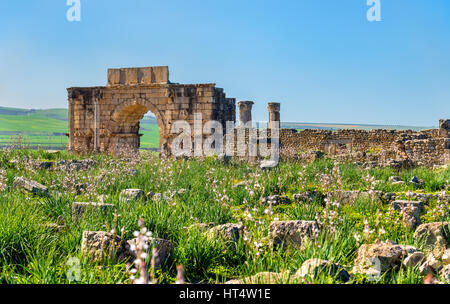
[68,67,235,156]
[279,126,450,166]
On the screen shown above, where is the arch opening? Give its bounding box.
[112,103,162,154]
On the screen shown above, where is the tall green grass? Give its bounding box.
[0,149,448,284]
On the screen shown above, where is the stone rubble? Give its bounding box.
[72,202,116,222]
[127,236,172,269]
[260,160,279,171]
[352,240,421,275]
[269,220,323,249]
[81,231,132,263]
[296,258,350,282]
[391,200,424,230]
[13,176,48,196]
[262,195,292,206]
[120,189,146,202]
[207,224,245,243]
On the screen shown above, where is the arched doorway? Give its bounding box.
[110,100,167,155]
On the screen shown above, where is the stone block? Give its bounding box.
[151,66,169,84]
[120,189,146,202]
[392,200,424,229]
[82,231,132,263]
[207,224,245,243]
[72,202,116,222]
[107,69,121,86]
[269,220,322,249]
[13,177,48,196]
[127,237,172,269]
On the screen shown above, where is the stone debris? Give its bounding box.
[425,253,443,271]
[442,249,450,265]
[57,159,96,171]
[269,220,322,249]
[410,176,424,187]
[207,224,245,243]
[296,258,350,282]
[260,160,279,171]
[389,176,402,183]
[293,191,323,203]
[381,192,396,203]
[149,192,168,202]
[391,200,424,230]
[72,202,116,222]
[419,262,434,276]
[392,181,406,186]
[120,189,146,201]
[13,176,48,196]
[262,195,291,206]
[414,222,450,250]
[353,240,420,275]
[127,237,172,269]
[81,231,132,263]
[402,252,425,268]
[37,161,54,170]
[75,183,87,195]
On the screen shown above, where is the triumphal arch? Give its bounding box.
[67,66,236,156]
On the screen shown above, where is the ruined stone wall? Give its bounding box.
[279,125,450,166]
[280,129,400,152]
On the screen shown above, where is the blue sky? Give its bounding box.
[0,0,449,126]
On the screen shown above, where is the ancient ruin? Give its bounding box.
[68,66,449,167]
[67,66,235,156]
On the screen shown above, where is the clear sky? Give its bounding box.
[0,0,449,126]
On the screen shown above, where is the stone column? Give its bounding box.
[68,98,74,151]
[238,101,254,127]
[268,102,280,130]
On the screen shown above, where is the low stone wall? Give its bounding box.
[279,127,450,167]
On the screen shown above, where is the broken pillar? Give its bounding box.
[268,102,280,130]
[238,101,254,127]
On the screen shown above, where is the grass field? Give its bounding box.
[0,149,448,284]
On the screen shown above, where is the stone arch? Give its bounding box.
[109,99,168,154]
[67,66,237,157]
